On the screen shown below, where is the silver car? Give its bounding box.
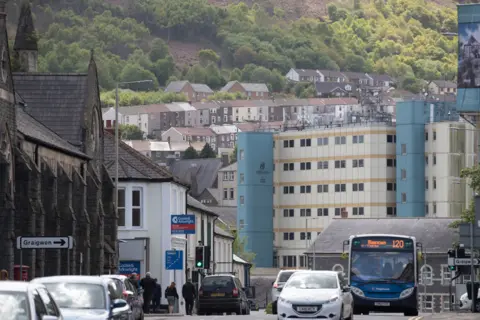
[277,270,354,320]
[32,276,131,320]
[0,281,63,320]
[271,270,296,314]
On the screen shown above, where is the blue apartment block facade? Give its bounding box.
[236,132,274,267]
[396,100,458,217]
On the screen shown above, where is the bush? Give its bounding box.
[265,302,272,314]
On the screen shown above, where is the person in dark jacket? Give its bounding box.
[152,279,162,313]
[165,282,179,314]
[129,273,139,289]
[140,272,156,314]
[182,279,196,315]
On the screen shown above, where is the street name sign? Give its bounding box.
[165,250,183,270]
[16,236,73,250]
[454,258,480,266]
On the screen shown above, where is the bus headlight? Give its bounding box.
[351,286,365,297]
[399,287,415,299]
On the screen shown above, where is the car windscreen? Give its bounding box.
[43,282,106,310]
[201,276,234,290]
[285,273,338,289]
[0,291,30,320]
[278,272,295,283]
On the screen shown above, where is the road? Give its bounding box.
[146,310,422,320]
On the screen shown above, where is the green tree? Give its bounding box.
[233,230,256,263]
[229,145,237,164]
[198,49,220,66]
[150,38,170,62]
[119,63,159,89]
[120,124,144,140]
[182,146,198,159]
[199,143,216,158]
[185,64,207,84]
[229,68,242,81]
[450,166,479,228]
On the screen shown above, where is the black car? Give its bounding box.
[197,275,250,315]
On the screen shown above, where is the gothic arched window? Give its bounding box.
[91,108,100,152]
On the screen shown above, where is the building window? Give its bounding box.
[317,184,328,193]
[425,204,429,215]
[425,156,428,165]
[352,159,364,168]
[223,172,228,181]
[300,232,312,240]
[239,149,244,160]
[239,173,244,184]
[352,207,364,216]
[401,144,407,155]
[433,154,437,165]
[441,265,452,285]
[387,159,396,167]
[230,188,234,199]
[433,202,437,214]
[282,256,297,268]
[433,131,437,140]
[317,137,328,145]
[283,209,294,217]
[118,188,126,227]
[223,188,228,200]
[299,256,306,268]
[335,136,346,145]
[300,209,311,217]
[240,196,244,205]
[433,177,437,189]
[300,185,311,193]
[300,162,311,170]
[335,184,346,192]
[317,161,328,169]
[317,208,328,216]
[386,134,396,143]
[352,183,364,191]
[401,193,407,203]
[300,138,311,147]
[283,163,294,171]
[420,265,433,285]
[283,140,294,148]
[334,208,342,216]
[425,131,428,141]
[132,188,143,227]
[283,186,295,194]
[335,160,346,168]
[387,207,396,216]
[352,135,364,144]
[401,169,406,180]
[386,183,396,191]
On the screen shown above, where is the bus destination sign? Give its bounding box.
[352,237,413,250]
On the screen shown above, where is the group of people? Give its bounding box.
[129,272,197,315]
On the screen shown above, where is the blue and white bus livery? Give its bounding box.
[343,234,421,317]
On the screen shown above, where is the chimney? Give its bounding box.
[167,136,171,145]
[221,153,229,167]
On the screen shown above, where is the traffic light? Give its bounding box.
[448,249,456,271]
[195,246,204,268]
[204,246,211,269]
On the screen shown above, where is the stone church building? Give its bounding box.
[0,1,117,278]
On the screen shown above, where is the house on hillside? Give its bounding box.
[428,80,457,95]
[315,82,357,98]
[165,81,214,102]
[318,70,347,83]
[161,127,216,150]
[341,72,370,86]
[220,81,270,99]
[285,68,322,82]
[217,162,238,207]
[368,73,394,88]
[123,140,206,165]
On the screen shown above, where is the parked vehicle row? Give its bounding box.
[0,275,144,320]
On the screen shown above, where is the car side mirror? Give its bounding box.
[342,286,351,293]
[42,316,58,320]
[112,298,128,310]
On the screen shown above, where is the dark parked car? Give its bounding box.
[197,275,250,315]
[102,275,144,319]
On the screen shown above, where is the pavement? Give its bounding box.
[416,312,480,320]
[144,310,429,320]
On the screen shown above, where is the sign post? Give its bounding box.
[16,236,74,278]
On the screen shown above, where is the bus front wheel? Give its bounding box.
[404,309,418,316]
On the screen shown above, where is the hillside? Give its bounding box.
[7,0,458,99]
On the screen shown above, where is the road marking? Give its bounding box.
[408,317,423,320]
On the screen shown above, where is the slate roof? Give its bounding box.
[218,162,237,172]
[16,107,89,159]
[293,69,321,77]
[221,81,269,93]
[315,82,357,94]
[169,158,223,196]
[432,80,457,88]
[14,3,37,51]
[318,70,345,79]
[368,73,393,82]
[104,130,185,184]
[187,194,218,217]
[191,83,213,93]
[13,73,89,147]
[306,218,456,255]
[215,225,234,239]
[342,72,370,81]
[164,81,188,93]
[207,206,237,228]
[205,188,221,202]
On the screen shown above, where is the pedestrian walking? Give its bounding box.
[152,278,162,313]
[165,282,179,314]
[140,272,156,314]
[182,279,196,315]
[0,269,8,280]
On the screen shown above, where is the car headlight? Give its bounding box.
[279,297,292,304]
[325,295,339,304]
[399,287,415,299]
[351,286,365,297]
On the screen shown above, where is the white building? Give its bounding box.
[102,106,150,136]
[424,121,476,217]
[273,122,396,268]
[214,225,235,274]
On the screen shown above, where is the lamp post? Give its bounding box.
[305,217,319,270]
[114,80,153,257]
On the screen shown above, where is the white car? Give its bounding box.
[0,281,63,320]
[277,270,354,320]
[459,290,480,311]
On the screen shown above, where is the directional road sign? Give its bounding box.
[454,258,480,266]
[165,250,183,270]
[16,236,74,250]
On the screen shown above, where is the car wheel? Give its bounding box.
[272,300,278,314]
[139,310,144,320]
